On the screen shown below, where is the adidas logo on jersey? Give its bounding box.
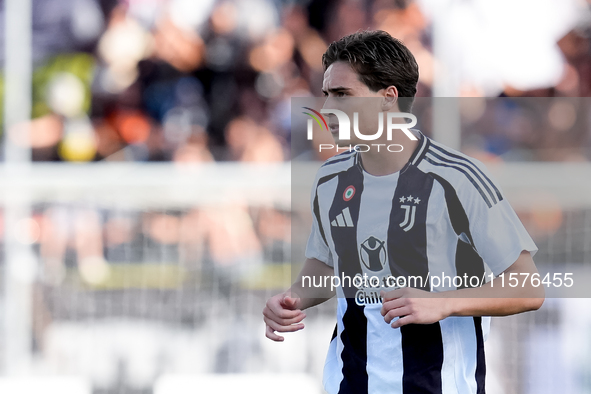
[331,207,354,228]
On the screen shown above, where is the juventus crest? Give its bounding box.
[399,194,420,232]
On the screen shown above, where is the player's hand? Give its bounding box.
[380,288,450,329]
[263,292,306,342]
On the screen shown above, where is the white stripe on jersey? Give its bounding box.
[453,317,479,394]
[411,131,429,165]
[323,337,340,393]
[356,171,398,279]
[323,300,346,394]
[365,304,403,394]
[439,318,459,394]
[356,171,403,393]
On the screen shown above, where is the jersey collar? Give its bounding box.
[354,129,429,175]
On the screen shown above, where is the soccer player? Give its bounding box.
[263,30,544,393]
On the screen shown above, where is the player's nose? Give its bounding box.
[322,96,336,110]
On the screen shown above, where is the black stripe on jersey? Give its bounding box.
[338,299,368,394]
[455,239,485,289]
[327,164,367,394]
[389,165,444,392]
[429,173,477,249]
[426,149,498,205]
[429,143,503,203]
[312,194,328,246]
[387,165,434,290]
[424,155,494,208]
[313,172,345,247]
[329,165,364,297]
[401,322,444,393]
[473,317,486,394]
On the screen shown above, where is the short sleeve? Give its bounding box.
[456,164,537,276]
[304,175,333,267]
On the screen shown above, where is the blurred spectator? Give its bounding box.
[172,126,214,164]
[224,116,284,162]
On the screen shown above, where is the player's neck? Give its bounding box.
[359,137,419,176]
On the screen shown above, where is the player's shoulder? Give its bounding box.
[420,138,489,172]
[417,138,503,208]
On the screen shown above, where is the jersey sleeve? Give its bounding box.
[455,161,538,276]
[304,173,333,267]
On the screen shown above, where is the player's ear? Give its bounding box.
[382,85,399,111]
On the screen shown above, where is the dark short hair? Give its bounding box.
[322,30,419,112]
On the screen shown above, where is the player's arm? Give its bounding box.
[381,250,545,328]
[443,250,544,316]
[263,257,335,341]
[290,257,337,309]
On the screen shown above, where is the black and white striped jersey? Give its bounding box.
[305,130,537,394]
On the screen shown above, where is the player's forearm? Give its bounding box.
[288,287,333,310]
[442,251,545,316]
[289,258,336,310]
[442,282,545,317]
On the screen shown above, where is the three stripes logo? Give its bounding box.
[331,207,354,228]
[399,195,420,232]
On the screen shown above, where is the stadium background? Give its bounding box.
[1,0,591,393]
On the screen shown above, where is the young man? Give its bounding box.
[263,30,544,393]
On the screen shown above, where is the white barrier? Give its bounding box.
[0,377,91,394]
[153,373,322,394]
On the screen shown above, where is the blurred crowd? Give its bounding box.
[27,203,291,286]
[1,0,589,289]
[1,2,591,389]
[1,0,591,163]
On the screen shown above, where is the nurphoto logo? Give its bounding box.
[302,107,418,153]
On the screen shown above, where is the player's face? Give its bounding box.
[322,62,396,147]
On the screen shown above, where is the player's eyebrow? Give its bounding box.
[321,86,352,96]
